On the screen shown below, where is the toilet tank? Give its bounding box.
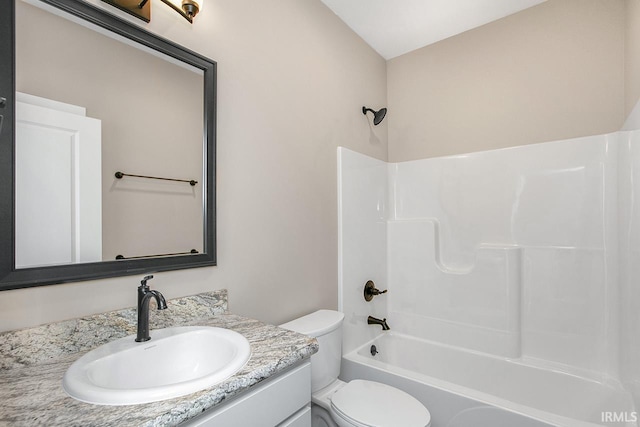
[280,310,344,392]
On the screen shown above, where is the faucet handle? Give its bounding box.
[140,275,154,287]
[364,280,388,302]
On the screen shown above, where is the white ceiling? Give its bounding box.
[320,0,547,60]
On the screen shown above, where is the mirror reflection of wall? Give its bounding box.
[15,0,204,265]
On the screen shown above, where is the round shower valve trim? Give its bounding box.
[364,280,388,302]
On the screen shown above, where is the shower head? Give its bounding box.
[362,106,387,126]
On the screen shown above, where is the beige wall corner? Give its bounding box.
[623,99,640,130]
[387,0,625,161]
[626,0,640,119]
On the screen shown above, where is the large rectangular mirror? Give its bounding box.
[0,0,216,290]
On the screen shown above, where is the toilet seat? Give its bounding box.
[330,380,431,427]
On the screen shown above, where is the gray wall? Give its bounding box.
[5,0,637,332]
[0,0,387,331]
[387,0,627,161]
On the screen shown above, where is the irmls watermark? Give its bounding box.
[601,412,638,423]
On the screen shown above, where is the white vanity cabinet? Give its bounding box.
[181,361,311,427]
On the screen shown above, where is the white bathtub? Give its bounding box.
[340,333,636,427]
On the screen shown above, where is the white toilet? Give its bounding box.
[280,310,431,427]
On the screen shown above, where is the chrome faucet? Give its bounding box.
[135,275,167,342]
[367,316,390,331]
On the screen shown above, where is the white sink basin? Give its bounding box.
[63,326,251,405]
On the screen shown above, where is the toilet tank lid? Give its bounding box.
[279,310,344,337]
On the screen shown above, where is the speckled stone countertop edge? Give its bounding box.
[0,290,319,427]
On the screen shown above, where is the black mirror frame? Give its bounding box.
[0,0,216,290]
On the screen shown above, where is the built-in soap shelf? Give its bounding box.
[387,218,522,358]
[388,218,522,275]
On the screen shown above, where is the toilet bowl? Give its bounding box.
[311,405,336,427]
[280,310,431,427]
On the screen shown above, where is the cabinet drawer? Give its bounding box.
[278,405,311,427]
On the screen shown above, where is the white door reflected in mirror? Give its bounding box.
[15,92,102,268]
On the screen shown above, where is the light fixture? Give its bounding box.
[102,0,151,22]
[101,0,203,23]
[160,0,203,23]
[362,106,387,126]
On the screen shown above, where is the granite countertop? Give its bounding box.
[0,290,318,427]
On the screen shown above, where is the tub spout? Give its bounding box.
[367,316,390,331]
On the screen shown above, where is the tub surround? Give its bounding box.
[338,131,635,373]
[0,290,318,426]
[338,130,640,424]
